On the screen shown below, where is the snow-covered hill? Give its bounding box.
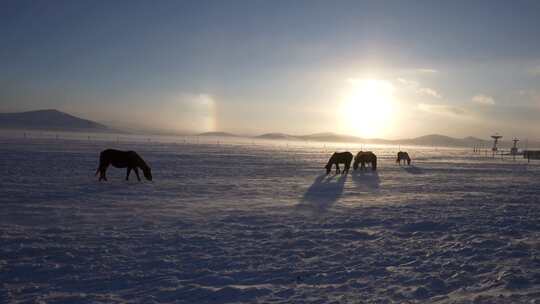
[0,109,111,132]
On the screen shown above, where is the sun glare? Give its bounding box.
[340,79,395,138]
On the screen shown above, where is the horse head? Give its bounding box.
[325,163,332,174]
[353,159,359,170]
[325,152,337,174]
[142,165,153,181]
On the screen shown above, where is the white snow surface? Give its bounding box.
[2,134,540,303]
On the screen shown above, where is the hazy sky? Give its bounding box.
[1,0,540,138]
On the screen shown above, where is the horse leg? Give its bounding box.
[99,165,108,181]
[98,168,103,181]
[134,168,141,181]
[335,163,340,174]
[126,167,131,181]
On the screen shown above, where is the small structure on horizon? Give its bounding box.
[491,134,502,157]
[510,137,520,161]
[510,138,519,156]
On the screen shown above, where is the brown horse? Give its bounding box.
[396,151,411,165]
[353,151,377,171]
[95,149,152,181]
[325,152,353,175]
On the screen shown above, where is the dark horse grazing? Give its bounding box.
[353,151,377,171]
[325,152,353,175]
[396,151,411,165]
[96,149,152,181]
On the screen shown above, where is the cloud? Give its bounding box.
[529,66,540,76]
[417,87,442,99]
[471,94,495,105]
[397,78,419,87]
[416,68,438,74]
[518,89,539,101]
[397,78,442,99]
[418,103,466,116]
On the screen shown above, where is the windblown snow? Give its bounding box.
[2,134,540,303]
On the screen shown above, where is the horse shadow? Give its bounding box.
[351,170,380,190]
[300,174,347,210]
[404,165,424,175]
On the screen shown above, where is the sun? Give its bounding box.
[339,79,395,138]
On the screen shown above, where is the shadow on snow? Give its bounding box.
[300,173,347,211]
[351,170,380,190]
[403,165,424,175]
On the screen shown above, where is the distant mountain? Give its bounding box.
[461,136,489,146]
[198,131,238,137]
[463,136,484,141]
[257,133,297,140]
[256,132,365,142]
[398,134,493,147]
[252,132,501,148]
[0,109,112,132]
[299,132,365,143]
[199,131,535,148]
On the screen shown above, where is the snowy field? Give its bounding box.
[2,134,540,303]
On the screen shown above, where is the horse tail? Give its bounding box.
[353,153,359,170]
[96,150,106,176]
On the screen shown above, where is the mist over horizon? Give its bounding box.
[3,108,539,150]
[1,105,538,142]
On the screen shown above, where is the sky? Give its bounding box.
[1,0,540,139]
